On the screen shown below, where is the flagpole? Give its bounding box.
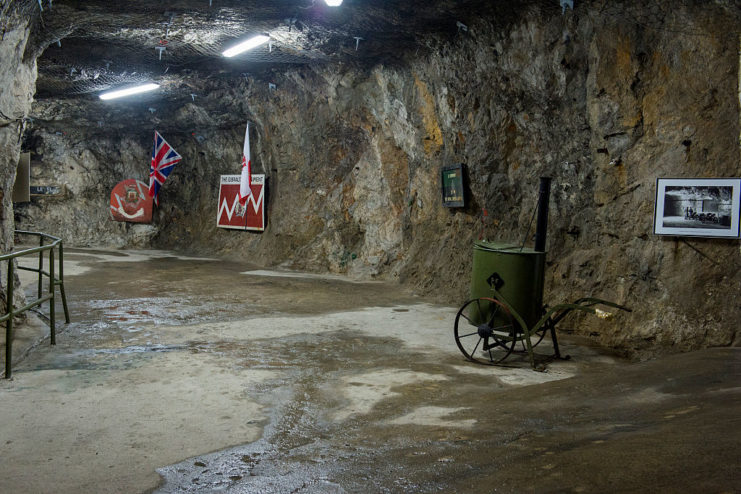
[249,120,252,231]
[244,197,249,231]
[239,121,252,231]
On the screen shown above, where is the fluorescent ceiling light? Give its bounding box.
[222,35,270,57]
[99,83,159,100]
[325,0,343,5]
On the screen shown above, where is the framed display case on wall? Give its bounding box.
[441,163,465,208]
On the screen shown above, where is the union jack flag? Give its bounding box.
[148,131,182,205]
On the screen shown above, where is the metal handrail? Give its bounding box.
[2,230,70,378]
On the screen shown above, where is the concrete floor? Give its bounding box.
[1,249,739,493]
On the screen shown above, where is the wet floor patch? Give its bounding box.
[242,269,380,284]
[156,438,348,494]
[17,247,220,278]
[332,369,450,421]
[387,406,477,428]
[449,362,578,386]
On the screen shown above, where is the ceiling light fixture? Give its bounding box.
[222,35,270,57]
[324,0,343,5]
[99,83,160,100]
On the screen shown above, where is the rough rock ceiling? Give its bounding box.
[29,0,518,99]
[17,0,741,100]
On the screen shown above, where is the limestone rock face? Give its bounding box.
[14,2,741,356]
[0,0,38,311]
[580,8,740,354]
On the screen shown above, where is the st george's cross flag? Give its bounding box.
[238,122,252,206]
[148,131,182,206]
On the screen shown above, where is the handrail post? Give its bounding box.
[37,235,44,299]
[3,231,71,377]
[58,242,70,324]
[5,260,14,379]
[49,246,55,346]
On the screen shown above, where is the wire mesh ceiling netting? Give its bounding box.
[24,0,741,98]
[32,0,356,97]
[36,30,324,97]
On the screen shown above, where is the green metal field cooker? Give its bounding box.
[453,178,631,371]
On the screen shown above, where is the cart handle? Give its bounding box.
[488,288,631,369]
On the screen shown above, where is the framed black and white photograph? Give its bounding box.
[654,178,741,238]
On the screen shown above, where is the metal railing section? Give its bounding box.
[2,230,70,378]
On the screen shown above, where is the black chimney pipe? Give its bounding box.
[534,177,552,253]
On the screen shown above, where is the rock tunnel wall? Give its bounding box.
[0,0,38,312]
[12,3,741,356]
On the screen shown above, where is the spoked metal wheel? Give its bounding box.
[519,316,551,352]
[454,297,518,365]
